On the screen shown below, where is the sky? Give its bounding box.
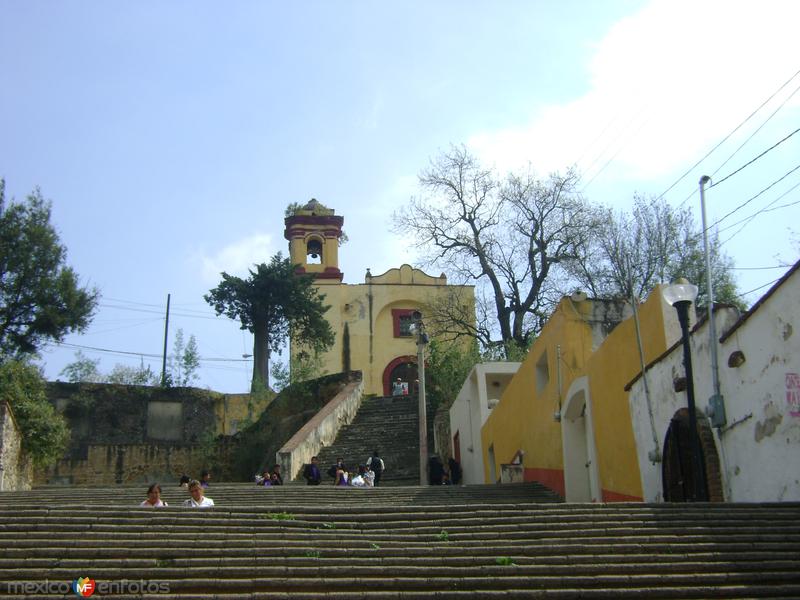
[1,1,798,393]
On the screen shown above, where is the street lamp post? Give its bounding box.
[663,279,708,501]
[411,310,429,486]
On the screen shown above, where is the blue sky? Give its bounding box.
[1,1,798,392]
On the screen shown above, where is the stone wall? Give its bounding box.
[0,401,32,491]
[39,443,210,486]
[37,383,270,485]
[277,378,364,480]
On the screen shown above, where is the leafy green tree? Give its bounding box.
[270,350,327,392]
[0,360,70,467]
[205,252,335,391]
[107,362,158,385]
[167,328,201,387]
[425,339,480,412]
[0,182,98,357]
[567,195,743,309]
[60,352,159,385]
[59,350,102,383]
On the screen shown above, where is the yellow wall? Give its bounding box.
[480,297,596,494]
[480,289,675,501]
[583,285,674,500]
[213,392,272,436]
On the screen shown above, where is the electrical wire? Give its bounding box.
[655,66,800,202]
[730,265,795,271]
[707,162,800,231]
[710,80,800,179]
[716,178,800,237]
[736,277,782,298]
[709,127,800,189]
[49,341,252,362]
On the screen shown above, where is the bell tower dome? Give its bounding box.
[283,199,344,283]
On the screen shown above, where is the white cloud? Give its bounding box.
[199,233,274,283]
[468,0,800,183]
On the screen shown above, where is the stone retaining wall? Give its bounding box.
[276,379,364,480]
[0,401,32,491]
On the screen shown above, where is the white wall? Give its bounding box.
[630,266,800,502]
[449,362,520,484]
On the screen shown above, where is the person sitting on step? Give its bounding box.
[183,480,215,508]
[270,464,283,486]
[140,483,168,507]
[199,470,212,488]
[351,465,369,487]
[327,457,346,481]
[256,469,271,486]
[303,456,322,486]
[178,474,191,489]
[363,464,375,487]
[334,466,350,486]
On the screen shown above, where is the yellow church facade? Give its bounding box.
[284,200,475,397]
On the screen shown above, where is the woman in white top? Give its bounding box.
[140,483,168,507]
[183,480,215,508]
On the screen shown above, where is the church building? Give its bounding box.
[284,199,475,397]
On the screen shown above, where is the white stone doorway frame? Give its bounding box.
[561,376,601,502]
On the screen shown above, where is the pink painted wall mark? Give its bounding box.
[787,372,800,417]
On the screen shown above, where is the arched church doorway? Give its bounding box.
[662,408,723,502]
[382,356,417,397]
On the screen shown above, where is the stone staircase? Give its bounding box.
[313,394,435,485]
[0,483,798,597]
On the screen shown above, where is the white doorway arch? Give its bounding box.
[561,377,601,502]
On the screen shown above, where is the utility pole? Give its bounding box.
[161,293,171,386]
[412,311,429,486]
[699,176,726,428]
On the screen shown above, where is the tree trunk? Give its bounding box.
[252,323,270,392]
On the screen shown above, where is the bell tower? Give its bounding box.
[283,198,344,283]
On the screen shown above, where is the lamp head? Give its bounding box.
[662,278,699,306]
[411,310,422,322]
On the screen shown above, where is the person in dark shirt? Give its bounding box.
[429,456,445,485]
[270,464,283,486]
[367,451,384,487]
[303,456,322,485]
[448,457,462,485]
[327,457,346,480]
[199,470,212,488]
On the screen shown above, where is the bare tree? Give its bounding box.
[568,195,742,308]
[394,145,601,355]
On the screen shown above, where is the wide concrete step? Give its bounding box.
[8,482,561,505]
[2,481,798,597]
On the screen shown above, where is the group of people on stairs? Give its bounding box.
[302,450,385,487]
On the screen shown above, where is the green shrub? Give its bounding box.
[0,360,69,466]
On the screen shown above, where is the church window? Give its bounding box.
[391,308,417,338]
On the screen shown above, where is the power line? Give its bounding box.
[708,162,800,231]
[580,110,652,193]
[716,178,800,236]
[655,66,800,202]
[709,126,800,189]
[710,80,800,179]
[50,341,252,362]
[99,302,235,322]
[730,264,795,271]
[736,277,782,298]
